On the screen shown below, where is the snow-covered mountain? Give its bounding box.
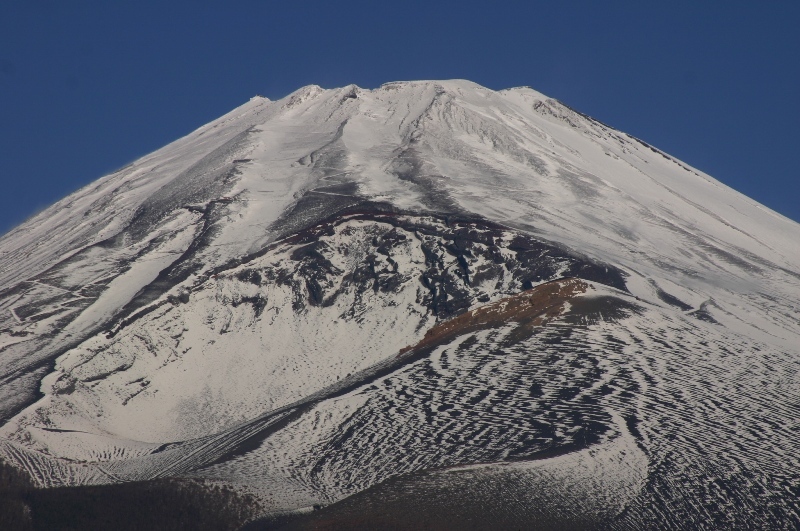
[1,80,798,529]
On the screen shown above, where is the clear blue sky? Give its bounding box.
[2,1,799,235]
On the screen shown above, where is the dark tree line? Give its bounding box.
[0,459,263,530]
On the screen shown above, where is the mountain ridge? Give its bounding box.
[0,80,798,528]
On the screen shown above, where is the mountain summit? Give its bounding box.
[1,80,798,529]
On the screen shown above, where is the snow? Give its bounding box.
[0,80,798,525]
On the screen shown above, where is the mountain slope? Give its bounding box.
[1,80,798,529]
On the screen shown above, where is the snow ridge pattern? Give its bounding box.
[0,81,798,529]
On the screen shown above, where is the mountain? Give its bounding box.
[1,80,798,529]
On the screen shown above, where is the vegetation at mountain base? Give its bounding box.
[1,458,262,530]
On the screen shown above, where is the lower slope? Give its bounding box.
[0,209,797,529]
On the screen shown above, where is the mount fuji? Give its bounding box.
[1,80,798,529]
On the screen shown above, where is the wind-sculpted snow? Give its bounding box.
[212,278,799,529]
[0,80,799,528]
[0,216,624,445]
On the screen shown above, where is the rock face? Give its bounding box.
[0,80,799,529]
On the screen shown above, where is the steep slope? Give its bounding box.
[0,80,798,529]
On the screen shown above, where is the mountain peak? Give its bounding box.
[0,80,798,528]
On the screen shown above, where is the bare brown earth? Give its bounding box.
[399,277,591,357]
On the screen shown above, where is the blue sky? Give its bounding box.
[1,1,799,235]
